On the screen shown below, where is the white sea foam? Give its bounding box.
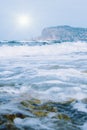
[14,117,51,130]
[0,42,87,58]
[73,102,87,113]
[0,41,87,129]
[81,122,87,130]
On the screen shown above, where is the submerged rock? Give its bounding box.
[20,98,76,118]
[1,98,86,129]
[33,111,48,117]
[60,98,76,105]
[21,99,57,111]
[58,113,71,121]
[0,112,27,130]
[0,113,27,128]
[0,123,20,130]
[4,113,26,122]
[37,103,57,112]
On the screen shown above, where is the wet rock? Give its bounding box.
[33,111,48,117]
[0,112,27,130]
[20,98,87,127]
[21,99,57,112]
[58,113,71,121]
[0,123,20,130]
[20,98,76,116]
[21,98,41,107]
[0,112,26,127]
[21,100,32,108]
[3,113,26,122]
[60,98,76,105]
[30,99,41,104]
[4,114,16,122]
[37,103,57,112]
[21,100,40,111]
[21,99,58,118]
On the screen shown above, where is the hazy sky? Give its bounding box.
[0,0,87,40]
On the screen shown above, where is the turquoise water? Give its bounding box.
[0,41,87,130]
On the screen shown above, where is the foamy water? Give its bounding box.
[0,41,87,130]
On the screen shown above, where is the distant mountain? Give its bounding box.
[38,25,87,43]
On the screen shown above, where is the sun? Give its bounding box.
[17,15,32,28]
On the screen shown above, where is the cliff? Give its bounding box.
[40,25,87,42]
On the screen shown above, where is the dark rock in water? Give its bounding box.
[0,98,87,130]
[21,98,41,111]
[0,112,27,130]
[58,113,71,121]
[3,113,26,122]
[59,98,76,105]
[20,98,58,114]
[40,25,87,42]
[33,110,48,117]
[20,98,87,125]
[0,123,20,130]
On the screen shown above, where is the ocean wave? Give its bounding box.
[0,41,87,130]
[0,41,87,58]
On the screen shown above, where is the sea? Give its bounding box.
[0,41,87,130]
